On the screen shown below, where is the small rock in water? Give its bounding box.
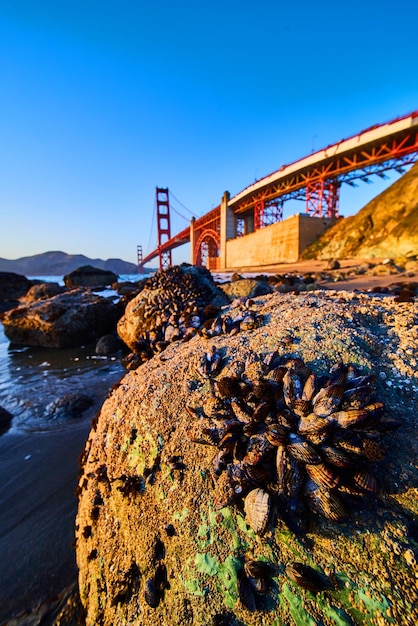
[45,393,94,420]
[95,334,124,355]
[0,405,13,435]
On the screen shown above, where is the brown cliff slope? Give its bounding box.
[303,161,418,259]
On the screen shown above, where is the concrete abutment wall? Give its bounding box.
[220,213,336,269]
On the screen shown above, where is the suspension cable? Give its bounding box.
[170,204,192,223]
[170,190,198,218]
[146,195,157,255]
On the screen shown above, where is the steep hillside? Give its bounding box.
[0,251,139,276]
[303,162,418,259]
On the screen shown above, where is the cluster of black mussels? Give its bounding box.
[188,354,401,535]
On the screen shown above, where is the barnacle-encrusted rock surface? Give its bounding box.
[117,264,229,355]
[76,290,418,626]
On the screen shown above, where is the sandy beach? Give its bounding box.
[220,258,418,292]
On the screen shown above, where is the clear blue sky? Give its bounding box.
[1,1,417,266]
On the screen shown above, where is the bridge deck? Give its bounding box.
[230,111,418,213]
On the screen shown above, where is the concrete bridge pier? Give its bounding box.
[219,191,234,270]
[189,217,196,265]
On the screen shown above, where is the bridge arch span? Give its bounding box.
[193,228,220,267]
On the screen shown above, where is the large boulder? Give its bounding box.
[220,277,272,300]
[63,265,118,288]
[0,271,32,312]
[76,290,417,626]
[117,265,229,356]
[1,288,121,348]
[21,282,67,303]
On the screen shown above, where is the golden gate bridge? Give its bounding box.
[138,111,418,273]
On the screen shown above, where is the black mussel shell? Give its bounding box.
[252,401,272,422]
[265,422,288,446]
[286,562,332,593]
[153,537,165,561]
[144,578,160,608]
[154,562,169,591]
[313,384,344,417]
[353,468,379,494]
[327,362,348,386]
[301,373,319,401]
[305,463,340,490]
[304,480,347,523]
[216,376,243,398]
[283,369,303,408]
[287,433,322,465]
[237,569,257,611]
[244,559,278,579]
[244,488,271,535]
[276,445,304,498]
[293,398,312,417]
[342,384,375,409]
[319,444,353,468]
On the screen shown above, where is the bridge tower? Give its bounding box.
[137,245,144,274]
[156,187,172,271]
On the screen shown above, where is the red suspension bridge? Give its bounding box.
[138,111,418,272]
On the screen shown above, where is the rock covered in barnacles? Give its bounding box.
[220,278,272,301]
[117,265,228,357]
[75,284,416,626]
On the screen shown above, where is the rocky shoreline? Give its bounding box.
[0,260,417,625]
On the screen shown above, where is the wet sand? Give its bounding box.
[0,425,89,623]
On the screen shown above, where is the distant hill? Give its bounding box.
[0,251,141,276]
[302,161,418,260]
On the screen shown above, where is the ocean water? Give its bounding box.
[0,275,145,434]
